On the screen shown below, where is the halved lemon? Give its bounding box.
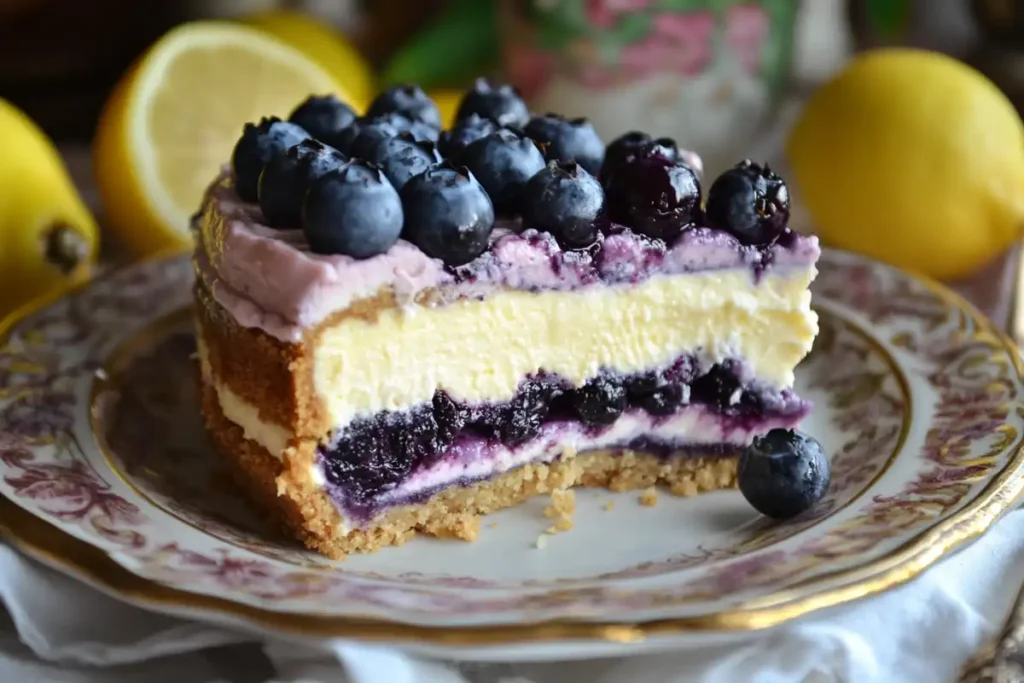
[94,21,342,258]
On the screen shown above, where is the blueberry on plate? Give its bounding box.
[258,140,348,229]
[400,161,495,266]
[705,160,790,245]
[405,118,441,144]
[302,161,403,259]
[573,376,626,425]
[366,84,442,129]
[524,113,605,176]
[365,133,443,191]
[288,95,357,142]
[460,128,546,216]
[231,117,310,202]
[521,160,604,248]
[437,114,499,162]
[738,429,830,520]
[455,78,530,129]
[605,153,701,241]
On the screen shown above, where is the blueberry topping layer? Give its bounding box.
[606,154,702,240]
[400,162,495,266]
[317,357,810,519]
[367,84,442,128]
[364,133,443,191]
[521,161,604,249]
[705,160,790,246]
[231,117,310,202]
[524,113,606,176]
[437,113,499,162]
[258,140,347,229]
[288,95,357,142]
[738,429,829,519]
[302,161,404,258]
[461,128,546,216]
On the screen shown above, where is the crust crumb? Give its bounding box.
[639,487,659,507]
[603,501,615,511]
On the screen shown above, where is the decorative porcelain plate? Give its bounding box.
[0,250,1021,662]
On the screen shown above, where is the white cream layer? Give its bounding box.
[314,267,818,429]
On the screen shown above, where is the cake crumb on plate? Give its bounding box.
[639,488,658,506]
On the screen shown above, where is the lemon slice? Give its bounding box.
[94,21,341,258]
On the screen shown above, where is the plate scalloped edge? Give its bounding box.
[0,248,1022,649]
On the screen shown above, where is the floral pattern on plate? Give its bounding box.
[0,251,1021,651]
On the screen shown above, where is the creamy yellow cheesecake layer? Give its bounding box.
[314,267,818,428]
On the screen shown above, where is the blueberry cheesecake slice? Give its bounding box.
[192,83,820,558]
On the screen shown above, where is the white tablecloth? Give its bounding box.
[2,508,1022,683]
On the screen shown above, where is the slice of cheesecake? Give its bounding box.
[193,86,819,558]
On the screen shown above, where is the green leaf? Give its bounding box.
[865,0,910,39]
[381,0,499,88]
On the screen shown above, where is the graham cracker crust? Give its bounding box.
[200,375,739,560]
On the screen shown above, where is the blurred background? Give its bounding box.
[2,0,1024,329]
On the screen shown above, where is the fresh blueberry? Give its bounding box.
[399,162,495,266]
[455,78,530,129]
[573,376,626,425]
[231,117,309,202]
[347,113,412,159]
[327,122,362,156]
[601,135,680,187]
[600,131,651,186]
[288,95,357,142]
[705,160,790,245]
[437,114,499,162]
[406,118,441,144]
[521,161,604,248]
[738,429,830,520]
[365,133,443,191]
[302,161,403,258]
[367,84,442,128]
[605,154,701,241]
[524,114,605,176]
[460,128,546,216]
[257,140,348,229]
[644,137,680,162]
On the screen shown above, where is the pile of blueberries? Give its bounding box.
[230,78,793,267]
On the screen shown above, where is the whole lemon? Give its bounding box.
[786,48,1024,280]
[0,98,98,318]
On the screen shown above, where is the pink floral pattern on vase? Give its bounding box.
[585,0,651,29]
[621,12,716,79]
[725,3,770,73]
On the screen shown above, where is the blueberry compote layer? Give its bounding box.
[317,357,810,521]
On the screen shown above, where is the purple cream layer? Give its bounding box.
[193,174,821,342]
